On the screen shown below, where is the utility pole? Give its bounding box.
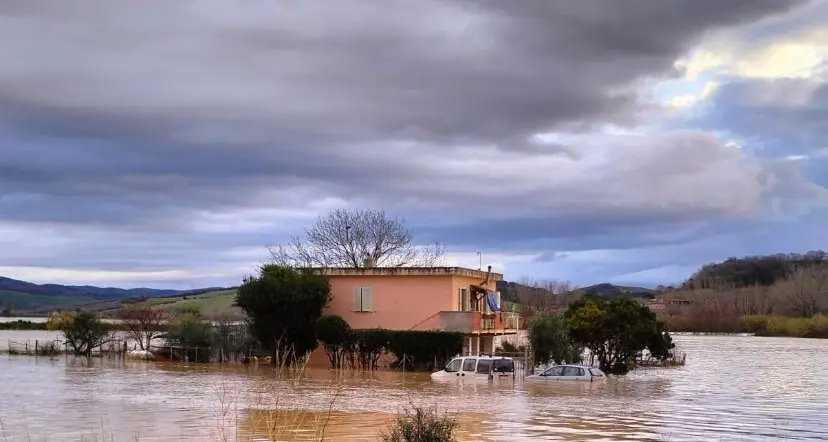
[476,251,482,270]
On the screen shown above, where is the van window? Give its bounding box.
[475,359,493,374]
[462,358,477,372]
[493,359,514,373]
[444,358,462,373]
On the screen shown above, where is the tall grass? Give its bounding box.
[742,314,828,338]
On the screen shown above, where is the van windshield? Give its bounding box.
[444,358,462,373]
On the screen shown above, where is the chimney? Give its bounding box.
[363,257,376,268]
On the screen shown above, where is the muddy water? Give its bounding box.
[1,335,827,441]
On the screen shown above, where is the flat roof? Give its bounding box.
[308,266,503,280]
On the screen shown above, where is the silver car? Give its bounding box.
[526,364,606,382]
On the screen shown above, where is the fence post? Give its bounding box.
[35,340,38,356]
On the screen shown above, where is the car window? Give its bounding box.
[444,358,462,373]
[476,359,493,374]
[493,359,513,373]
[562,366,584,377]
[589,368,605,377]
[462,358,477,371]
[541,366,564,376]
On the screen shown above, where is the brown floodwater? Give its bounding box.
[1,334,827,441]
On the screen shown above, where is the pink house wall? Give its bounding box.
[326,274,454,330]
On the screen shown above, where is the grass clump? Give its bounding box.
[380,406,458,442]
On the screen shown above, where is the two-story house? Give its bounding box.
[307,263,523,366]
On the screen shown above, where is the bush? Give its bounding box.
[316,327,465,371]
[315,315,352,368]
[380,406,458,442]
[743,315,828,338]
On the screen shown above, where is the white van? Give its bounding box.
[430,355,515,381]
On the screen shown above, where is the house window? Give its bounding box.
[353,286,373,312]
[458,288,470,312]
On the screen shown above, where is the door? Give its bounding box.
[459,357,477,377]
[442,358,462,377]
[561,366,589,381]
[539,365,564,380]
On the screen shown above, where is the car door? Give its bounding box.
[561,366,587,381]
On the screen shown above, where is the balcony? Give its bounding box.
[432,311,523,334]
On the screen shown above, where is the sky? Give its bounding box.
[2,0,828,290]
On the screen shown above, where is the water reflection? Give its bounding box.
[1,335,828,441]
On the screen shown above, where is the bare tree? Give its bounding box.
[116,305,167,351]
[513,278,578,312]
[270,209,445,267]
[773,266,828,317]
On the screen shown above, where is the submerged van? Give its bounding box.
[430,355,515,381]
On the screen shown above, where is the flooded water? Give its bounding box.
[1,334,827,441]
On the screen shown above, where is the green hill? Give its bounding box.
[120,289,244,321]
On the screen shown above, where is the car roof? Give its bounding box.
[549,364,597,369]
[454,355,513,361]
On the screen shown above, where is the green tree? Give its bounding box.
[564,296,674,375]
[315,315,352,368]
[235,264,331,365]
[61,311,113,356]
[165,308,213,362]
[528,313,582,366]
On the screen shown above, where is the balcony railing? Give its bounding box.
[432,311,523,334]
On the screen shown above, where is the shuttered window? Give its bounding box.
[353,286,373,312]
[459,288,470,312]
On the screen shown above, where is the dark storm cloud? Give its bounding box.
[0,0,821,285]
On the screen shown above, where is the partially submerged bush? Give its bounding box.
[380,406,458,442]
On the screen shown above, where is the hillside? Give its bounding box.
[0,275,226,315]
[117,289,244,321]
[576,283,656,299]
[683,251,828,289]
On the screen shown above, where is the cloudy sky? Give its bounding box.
[2,0,828,290]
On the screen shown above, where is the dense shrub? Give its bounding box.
[316,327,464,371]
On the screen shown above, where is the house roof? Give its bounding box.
[308,266,503,280]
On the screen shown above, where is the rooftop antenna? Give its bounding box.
[476,251,482,270]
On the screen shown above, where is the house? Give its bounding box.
[308,263,523,366]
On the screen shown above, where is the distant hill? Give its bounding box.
[575,283,656,299]
[496,280,655,309]
[683,251,828,289]
[0,275,227,315]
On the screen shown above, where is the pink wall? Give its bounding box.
[326,274,455,330]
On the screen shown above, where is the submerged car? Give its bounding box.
[431,355,516,381]
[525,364,606,382]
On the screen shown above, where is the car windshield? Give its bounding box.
[589,368,605,377]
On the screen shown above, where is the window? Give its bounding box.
[445,358,462,373]
[562,366,584,377]
[475,359,493,374]
[462,358,477,372]
[541,366,564,376]
[589,368,605,377]
[353,287,373,312]
[493,359,514,373]
[458,288,470,311]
